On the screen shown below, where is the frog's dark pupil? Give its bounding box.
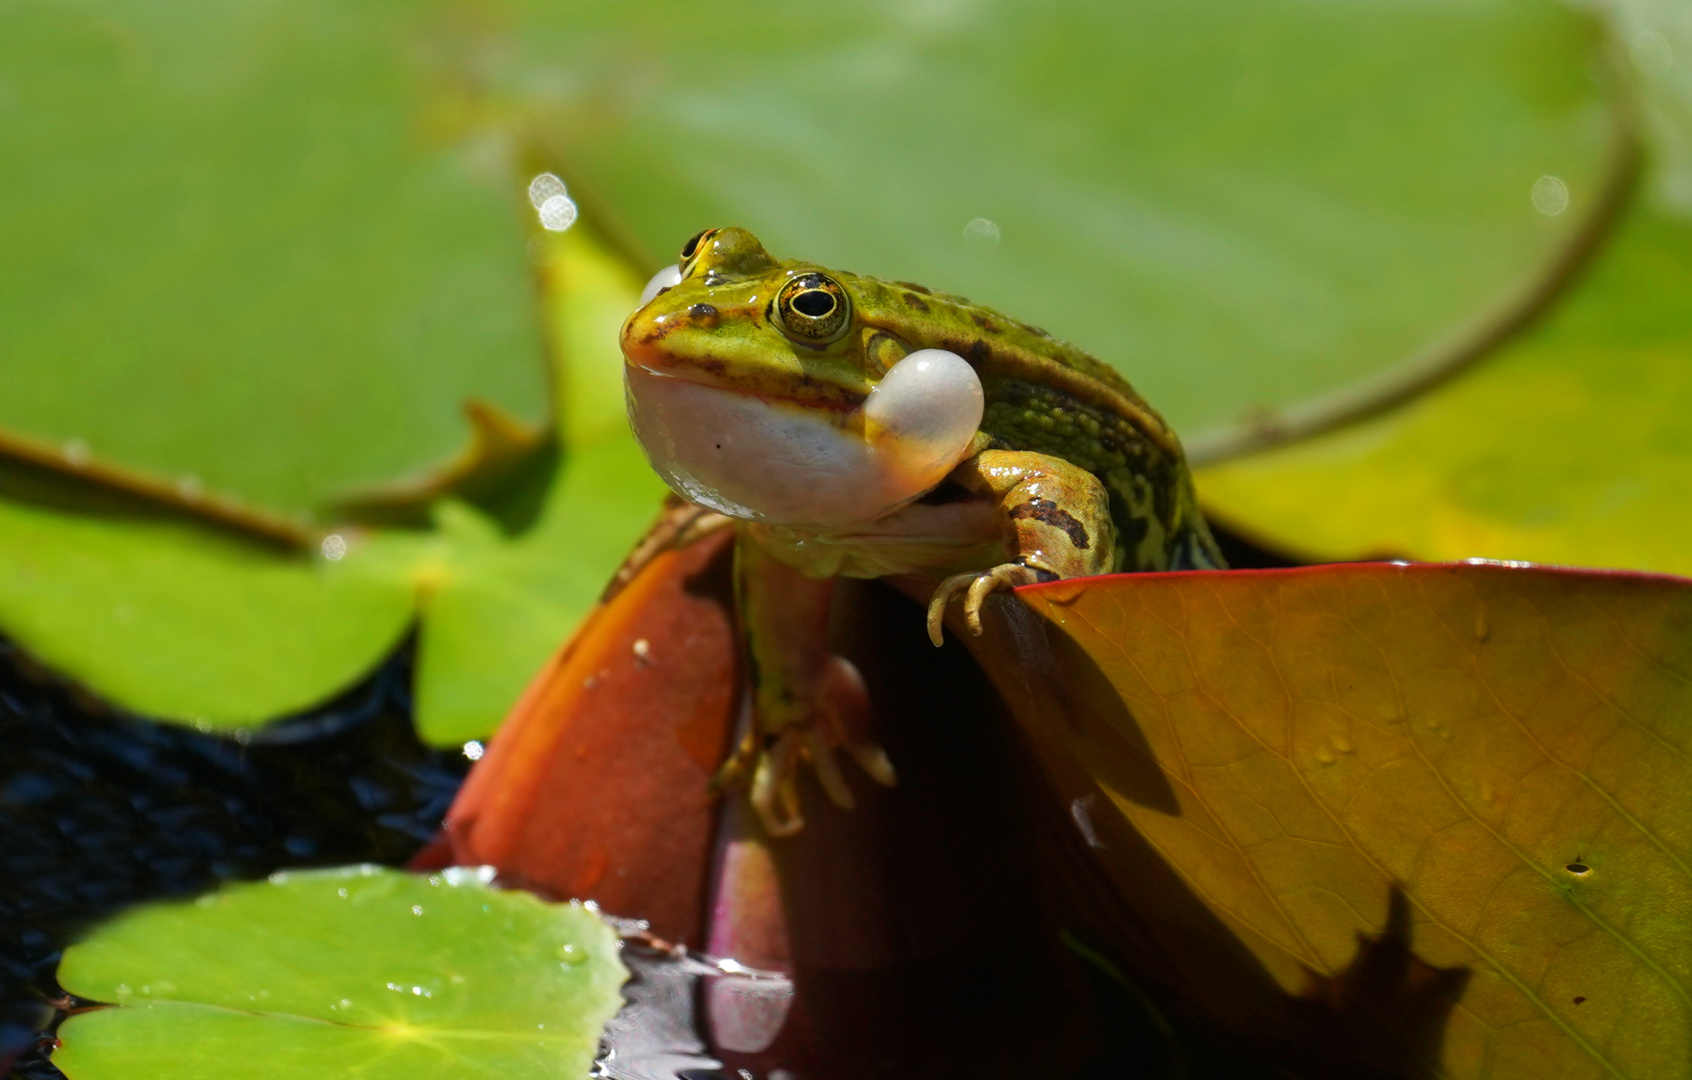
[792,290,835,318]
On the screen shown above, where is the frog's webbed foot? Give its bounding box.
[716,654,896,838]
[926,561,1058,646]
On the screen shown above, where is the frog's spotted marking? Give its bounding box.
[971,314,998,333]
[1009,497,1091,549]
[902,292,930,313]
[969,340,991,364]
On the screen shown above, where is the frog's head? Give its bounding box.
[621,228,983,529]
[621,227,873,404]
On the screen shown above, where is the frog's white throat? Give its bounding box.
[626,348,984,530]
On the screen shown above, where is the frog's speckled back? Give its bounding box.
[842,271,1224,573]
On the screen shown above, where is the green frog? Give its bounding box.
[622,227,1222,836]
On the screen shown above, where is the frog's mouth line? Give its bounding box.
[625,360,867,416]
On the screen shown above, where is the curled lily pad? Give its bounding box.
[52,866,628,1080]
[958,563,1692,1079]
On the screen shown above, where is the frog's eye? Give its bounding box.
[679,229,717,266]
[774,273,851,344]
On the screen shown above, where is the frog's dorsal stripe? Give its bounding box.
[846,273,1181,461]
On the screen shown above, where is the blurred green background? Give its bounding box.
[1,0,1686,744]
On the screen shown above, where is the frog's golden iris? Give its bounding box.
[773,272,851,344]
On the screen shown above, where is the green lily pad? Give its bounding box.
[506,0,1619,446]
[1197,203,1692,575]
[0,499,415,726]
[1195,9,1692,574]
[0,226,660,740]
[401,226,667,746]
[0,0,547,517]
[52,866,629,1080]
[1197,45,1692,573]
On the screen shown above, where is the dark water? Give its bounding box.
[0,638,469,1079]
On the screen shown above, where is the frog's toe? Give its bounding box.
[926,571,981,646]
[735,654,897,836]
[750,729,806,838]
[847,741,897,788]
[816,654,893,789]
[962,563,1046,635]
[804,726,857,811]
[929,563,1052,641]
[708,728,757,797]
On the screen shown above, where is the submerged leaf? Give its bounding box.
[963,563,1692,1079]
[52,866,628,1080]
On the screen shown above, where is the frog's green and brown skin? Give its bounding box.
[621,227,1223,835]
[862,277,1221,577]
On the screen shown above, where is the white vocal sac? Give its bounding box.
[639,264,684,307]
[625,348,983,530]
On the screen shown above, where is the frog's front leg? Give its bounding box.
[926,450,1116,646]
[719,529,896,837]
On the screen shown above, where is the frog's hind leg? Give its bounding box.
[927,450,1116,645]
[730,530,896,837]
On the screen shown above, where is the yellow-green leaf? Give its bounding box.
[967,563,1691,1079]
[1196,201,1692,576]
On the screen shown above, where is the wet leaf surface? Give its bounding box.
[961,563,1692,1079]
[0,226,662,739]
[508,0,1618,445]
[51,867,627,1080]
